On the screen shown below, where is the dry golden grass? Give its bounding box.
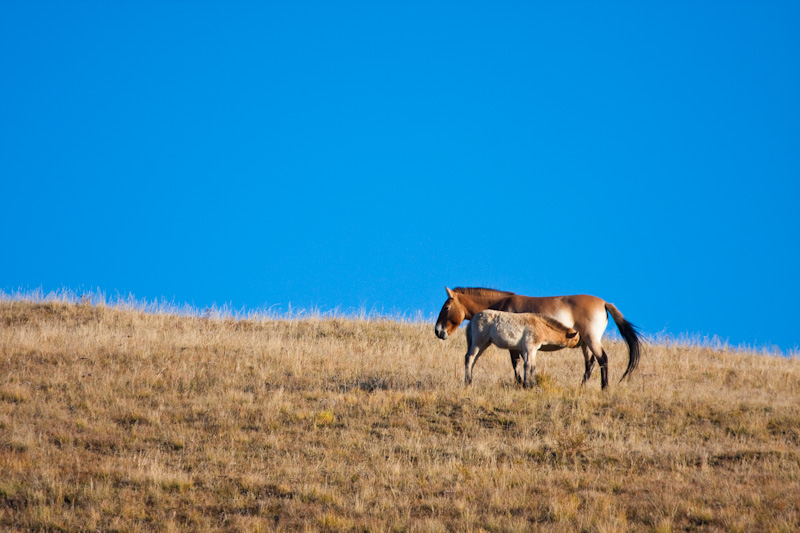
[1,299,799,531]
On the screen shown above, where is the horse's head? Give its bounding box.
[434,287,467,340]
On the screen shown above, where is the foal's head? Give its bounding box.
[434,287,467,340]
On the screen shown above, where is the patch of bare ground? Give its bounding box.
[1,300,798,531]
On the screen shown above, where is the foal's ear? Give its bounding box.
[445,287,456,299]
[566,329,578,338]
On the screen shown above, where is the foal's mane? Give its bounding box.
[453,287,515,299]
[532,313,573,333]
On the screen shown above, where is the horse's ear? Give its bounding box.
[445,287,456,299]
[566,329,578,338]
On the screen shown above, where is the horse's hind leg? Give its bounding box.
[583,336,609,390]
[598,349,610,390]
[509,350,524,384]
[522,346,539,389]
[581,346,596,386]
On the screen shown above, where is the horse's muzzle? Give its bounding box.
[434,324,448,340]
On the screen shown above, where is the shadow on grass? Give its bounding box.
[335,375,431,393]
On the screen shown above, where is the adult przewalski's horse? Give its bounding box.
[434,287,642,389]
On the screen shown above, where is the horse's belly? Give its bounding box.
[487,324,525,350]
[492,338,521,350]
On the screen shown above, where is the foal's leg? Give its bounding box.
[509,350,524,384]
[464,342,490,386]
[522,345,539,389]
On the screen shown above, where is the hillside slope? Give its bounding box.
[1,301,798,531]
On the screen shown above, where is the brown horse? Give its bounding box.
[434,287,642,389]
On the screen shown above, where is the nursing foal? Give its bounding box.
[465,310,581,388]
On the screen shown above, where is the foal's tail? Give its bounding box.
[605,303,642,382]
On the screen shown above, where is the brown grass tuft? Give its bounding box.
[1,300,799,530]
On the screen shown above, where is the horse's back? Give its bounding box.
[492,294,604,311]
[492,294,607,330]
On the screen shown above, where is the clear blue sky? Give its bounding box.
[2,2,798,352]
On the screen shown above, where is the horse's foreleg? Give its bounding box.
[581,345,596,386]
[509,350,523,384]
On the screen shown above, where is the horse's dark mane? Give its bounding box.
[453,287,515,298]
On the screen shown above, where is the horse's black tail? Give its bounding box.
[605,303,642,382]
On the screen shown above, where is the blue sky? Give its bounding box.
[2,2,798,352]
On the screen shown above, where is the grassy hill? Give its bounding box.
[1,300,798,531]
